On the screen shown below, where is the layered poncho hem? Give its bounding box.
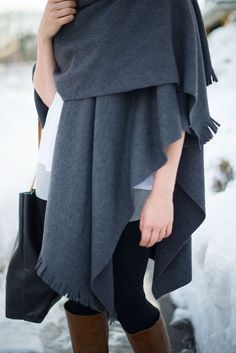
[33,82,220,325]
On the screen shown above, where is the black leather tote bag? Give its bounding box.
[5,121,62,323]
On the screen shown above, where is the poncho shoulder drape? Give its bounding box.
[32,0,221,324]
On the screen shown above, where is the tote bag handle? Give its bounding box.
[29,119,42,192]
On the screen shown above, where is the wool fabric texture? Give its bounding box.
[34,90,154,222]
[32,0,221,324]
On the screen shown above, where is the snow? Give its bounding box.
[0,1,46,12]
[0,20,235,353]
[169,21,236,353]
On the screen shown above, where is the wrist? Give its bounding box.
[151,184,174,198]
[37,29,53,44]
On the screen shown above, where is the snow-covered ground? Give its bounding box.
[0,20,235,353]
[170,21,236,353]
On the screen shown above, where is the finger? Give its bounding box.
[50,0,76,3]
[159,227,167,241]
[163,225,169,238]
[165,223,173,237]
[55,0,77,10]
[139,226,152,247]
[55,7,77,18]
[145,227,160,247]
[56,14,75,24]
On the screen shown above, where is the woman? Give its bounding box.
[32,0,220,352]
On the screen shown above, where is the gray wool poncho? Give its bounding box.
[32,0,221,324]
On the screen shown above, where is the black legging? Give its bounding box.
[37,196,160,334]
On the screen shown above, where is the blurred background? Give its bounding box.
[0,0,235,352]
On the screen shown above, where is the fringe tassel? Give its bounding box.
[198,116,221,149]
[206,67,219,86]
[35,253,118,326]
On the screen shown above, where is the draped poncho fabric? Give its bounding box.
[32,0,221,324]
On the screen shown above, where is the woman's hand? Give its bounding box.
[33,0,78,106]
[38,0,78,41]
[138,129,186,247]
[139,190,174,247]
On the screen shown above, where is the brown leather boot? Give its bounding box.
[64,302,109,353]
[124,312,172,353]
